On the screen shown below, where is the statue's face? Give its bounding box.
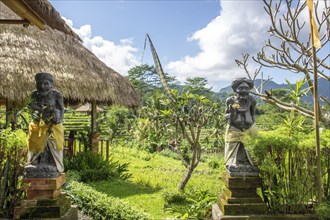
[235,82,250,99]
[36,79,53,96]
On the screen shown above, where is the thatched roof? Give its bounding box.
[0,2,140,108]
[0,0,80,40]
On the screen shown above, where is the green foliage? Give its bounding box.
[0,108,5,128]
[183,77,214,99]
[281,109,313,135]
[165,189,216,219]
[207,159,220,169]
[63,110,90,132]
[106,143,224,219]
[128,64,176,104]
[256,101,286,130]
[0,129,27,218]
[64,151,131,182]
[284,78,311,106]
[64,180,150,220]
[298,129,330,150]
[159,149,181,160]
[130,89,224,191]
[316,202,330,220]
[158,90,223,190]
[162,189,188,205]
[98,105,135,142]
[133,91,174,152]
[75,126,92,151]
[245,127,330,214]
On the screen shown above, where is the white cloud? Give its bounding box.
[62,17,140,75]
[167,1,270,91]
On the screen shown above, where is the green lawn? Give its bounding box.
[89,144,226,219]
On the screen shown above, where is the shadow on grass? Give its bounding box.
[88,178,160,199]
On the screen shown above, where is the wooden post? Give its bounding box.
[5,98,10,129]
[106,141,110,161]
[307,0,322,203]
[5,99,18,130]
[312,45,322,203]
[67,131,76,155]
[90,100,99,153]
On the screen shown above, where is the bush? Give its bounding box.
[98,105,136,142]
[245,128,330,214]
[64,180,150,220]
[162,189,187,205]
[64,151,131,182]
[316,202,330,220]
[0,129,27,218]
[207,159,220,169]
[165,189,216,219]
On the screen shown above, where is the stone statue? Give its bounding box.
[25,72,65,178]
[224,78,259,176]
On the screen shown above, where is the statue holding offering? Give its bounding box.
[25,72,65,178]
[224,78,259,175]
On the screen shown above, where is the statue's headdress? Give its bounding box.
[231,78,254,92]
[35,72,54,83]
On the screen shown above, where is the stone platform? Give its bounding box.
[214,172,267,218]
[13,173,77,220]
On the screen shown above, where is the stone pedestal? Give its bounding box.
[13,173,78,220]
[214,172,267,218]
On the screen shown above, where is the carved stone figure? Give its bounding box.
[224,78,259,176]
[25,72,65,178]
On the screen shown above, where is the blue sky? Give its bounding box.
[49,0,328,91]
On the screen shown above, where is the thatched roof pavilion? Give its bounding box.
[0,2,139,108]
[0,0,80,40]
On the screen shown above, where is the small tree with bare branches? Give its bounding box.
[236,0,330,128]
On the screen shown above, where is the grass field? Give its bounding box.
[88,144,226,219]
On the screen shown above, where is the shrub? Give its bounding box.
[316,202,330,220]
[64,180,150,220]
[162,189,187,205]
[98,105,136,142]
[0,129,27,218]
[64,151,131,182]
[245,128,330,214]
[207,159,220,169]
[165,189,216,219]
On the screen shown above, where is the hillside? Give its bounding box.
[219,79,329,104]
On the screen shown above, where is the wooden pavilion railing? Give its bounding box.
[63,136,112,161]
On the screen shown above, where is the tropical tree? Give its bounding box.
[183,77,213,98]
[236,0,330,128]
[159,91,221,190]
[128,64,176,104]
[133,91,174,152]
[98,105,135,143]
[146,34,223,191]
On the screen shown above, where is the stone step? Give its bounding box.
[24,173,66,191]
[223,188,258,198]
[20,193,67,207]
[225,173,262,189]
[218,197,267,215]
[13,194,71,219]
[26,188,61,200]
[220,194,263,204]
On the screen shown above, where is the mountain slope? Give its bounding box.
[219,79,329,104]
